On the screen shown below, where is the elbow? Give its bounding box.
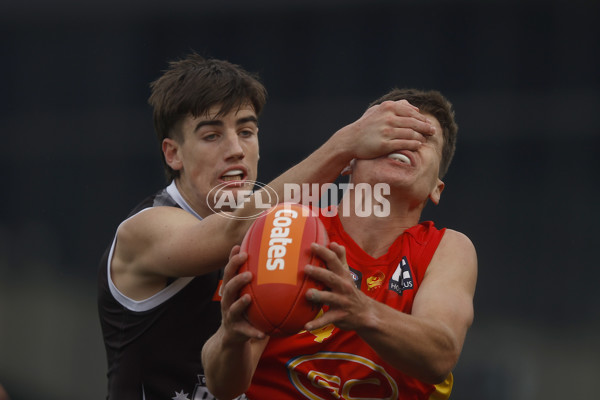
[419,349,460,385]
[419,320,469,384]
[423,364,456,385]
[205,370,251,400]
[204,367,252,400]
[203,368,251,400]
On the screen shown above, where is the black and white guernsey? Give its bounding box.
[98,181,224,400]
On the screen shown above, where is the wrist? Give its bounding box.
[218,325,248,349]
[354,296,384,336]
[322,125,357,171]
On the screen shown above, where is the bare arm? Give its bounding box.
[201,246,269,399]
[304,231,477,383]
[112,100,436,298]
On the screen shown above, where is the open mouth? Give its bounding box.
[387,152,412,165]
[221,169,245,182]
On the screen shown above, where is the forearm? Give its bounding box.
[269,126,356,187]
[202,327,267,399]
[356,299,463,384]
[234,126,355,221]
[304,232,476,385]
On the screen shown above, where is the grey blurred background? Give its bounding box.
[0,0,598,399]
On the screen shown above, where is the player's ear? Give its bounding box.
[428,179,445,205]
[163,138,183,171]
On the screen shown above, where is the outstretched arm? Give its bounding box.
[112,100,435,297]
[304,232,477,383]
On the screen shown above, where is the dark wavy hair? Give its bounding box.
[148,53,268,182]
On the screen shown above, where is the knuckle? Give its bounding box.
[383,113,396,124]
[381,125,394,137]
[379,100,395,111]
[326,273,339,287]
[324,251,338,263]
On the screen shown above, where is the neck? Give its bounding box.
[337,192,425,258]
[174,179,213,219]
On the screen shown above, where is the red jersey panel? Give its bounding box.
[246,212,450,400]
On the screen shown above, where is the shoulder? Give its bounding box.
[414,229,478,320]
[426,229,477,289]
[118,206,192,240]
[114,206,200,270]
[439,229,477,258]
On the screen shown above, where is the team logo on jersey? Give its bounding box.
[366,271,385,291]
[300,309,336,343]
[287,352,398,399]
[348,266,362,289]
[388,257,414,295]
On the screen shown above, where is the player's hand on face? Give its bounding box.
[347,99,436,160]
[303,242,373,332]
[220,246,266,341]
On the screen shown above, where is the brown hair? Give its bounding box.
[369,88,458,179]
[148,53,268,181]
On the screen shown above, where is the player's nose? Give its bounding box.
[223,134,245,160]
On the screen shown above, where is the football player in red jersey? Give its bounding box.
[202,89,477,400]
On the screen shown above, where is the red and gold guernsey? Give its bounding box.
[245,210,451,400]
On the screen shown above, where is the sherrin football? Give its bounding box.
[239,202,329,336]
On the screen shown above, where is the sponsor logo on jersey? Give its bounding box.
[388,256,414,296]
[287,352,398,399]
[366,271,385,291]
[349,266,362,289]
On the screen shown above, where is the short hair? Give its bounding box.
[369,88,458,179]
[148,53,268,182]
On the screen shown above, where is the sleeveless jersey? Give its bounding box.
[97,181,224,400]
[245,212,450,400]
